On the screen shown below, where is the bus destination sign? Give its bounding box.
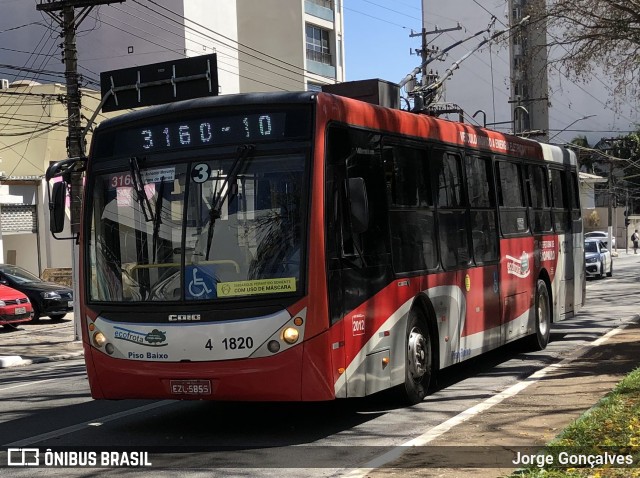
[112,110,308,156]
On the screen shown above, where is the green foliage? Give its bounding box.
[509,367,640,478]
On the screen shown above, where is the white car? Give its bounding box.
[584,231,616,249]
[584,238,613,279]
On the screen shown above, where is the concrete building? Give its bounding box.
[0,81,107,276]
[508,0,549,140]
[3,1,345,92]
[420,0,637,146]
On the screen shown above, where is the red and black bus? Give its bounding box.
[47,91,585,403]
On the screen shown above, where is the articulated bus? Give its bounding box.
[47,91,584,404]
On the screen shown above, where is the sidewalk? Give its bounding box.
[0,316,83,368]
[365,317,640,477]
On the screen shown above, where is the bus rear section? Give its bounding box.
[317,92,584,403]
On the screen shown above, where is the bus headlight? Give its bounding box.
[282,327,299,344]
[93,331,107,348]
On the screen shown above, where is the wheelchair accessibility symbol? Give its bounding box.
[185,266,216,299]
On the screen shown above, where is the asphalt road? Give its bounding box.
[1,253,639,477]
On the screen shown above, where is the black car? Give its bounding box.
[0,265,73,321]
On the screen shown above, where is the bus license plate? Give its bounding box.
[15,307,26,315]
[170,380,211,395]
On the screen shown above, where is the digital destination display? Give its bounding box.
[108,109,310,157]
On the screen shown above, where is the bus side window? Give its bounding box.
[466,156,498,264]
[384,144,437,273]
[434,150,470,269]
[325,126,389,264]
[496,160,529,235]
[568,171,582,224]
[549,168,570,232]
[525,164,553,233]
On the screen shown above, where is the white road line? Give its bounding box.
[4,401,173,447]
[0,361,84,392]
[339,317,637,478]
[0,379,57,392]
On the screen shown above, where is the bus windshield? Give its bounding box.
[88,152,307,302]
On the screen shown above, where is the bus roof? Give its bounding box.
[94,90,574,166]
[95,91,317,132]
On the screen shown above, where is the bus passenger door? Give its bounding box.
[460,155,501,355]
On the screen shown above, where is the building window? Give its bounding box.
[308,0,333,8]
[306,24,332,65]
[307,82,323,92]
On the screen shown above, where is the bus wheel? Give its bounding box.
[527,279,551,351]
[400,312,432,404]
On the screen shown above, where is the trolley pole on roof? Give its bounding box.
[36,0,125,341]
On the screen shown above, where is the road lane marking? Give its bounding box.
[0,379,57,392]
[0,361,85,393]
[4,401,173,447]
[339,316,637,477]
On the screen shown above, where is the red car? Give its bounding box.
[0,284,33,328]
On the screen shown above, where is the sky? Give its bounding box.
[343,0,640,146]
[343,0,421,85]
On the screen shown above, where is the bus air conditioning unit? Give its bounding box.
[322,79,401,109]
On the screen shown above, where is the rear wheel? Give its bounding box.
[526,279,551,351]
[48,313,67,321]
[399,311,433,404]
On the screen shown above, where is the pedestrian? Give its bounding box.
[632,230,639,254]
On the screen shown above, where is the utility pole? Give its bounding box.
[37,0,123,234]
[410,2,460,90]
[36,0,124,340]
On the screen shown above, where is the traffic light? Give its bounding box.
[626,218,631,227]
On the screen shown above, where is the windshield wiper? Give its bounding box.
[129,157,154,222]
[205,144,255,260]
[152,176,165,263]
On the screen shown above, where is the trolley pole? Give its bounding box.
[36,0,124,340]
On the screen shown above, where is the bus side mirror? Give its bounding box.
[347,177,369,234]
[50,181,67,234]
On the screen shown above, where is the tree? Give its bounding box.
[525,0,640,102]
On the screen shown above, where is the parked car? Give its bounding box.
[0,284,33,328]
[0,265,72,321]
[584,231,616,249]
[584,238,613,279]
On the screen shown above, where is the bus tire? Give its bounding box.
[526,279,551,351]
[399,310,432,405]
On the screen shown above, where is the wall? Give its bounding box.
[184,0,240,94]
[3,233,38,275]
[237,0,306,92]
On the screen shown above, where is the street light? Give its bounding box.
[548,114,597,142]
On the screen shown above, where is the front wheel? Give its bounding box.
[526,279,551,351]
[606,262,613,277]
[398,311,433,404]
[48,313,67,321]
